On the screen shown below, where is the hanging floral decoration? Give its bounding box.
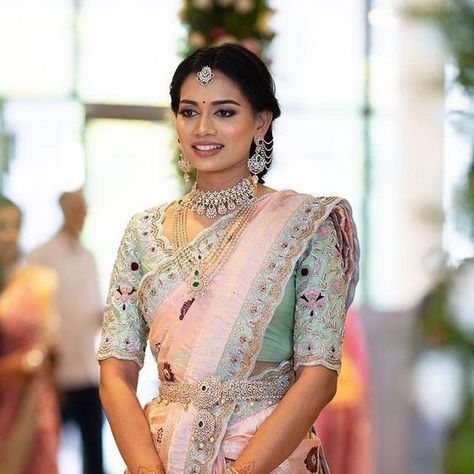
[180,0,274,57]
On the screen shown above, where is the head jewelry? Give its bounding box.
[196,66,215,86]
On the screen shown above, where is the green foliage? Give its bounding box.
[456,155,474,240]
[180,0,274,57]
[444,407,474,474]
[408,3,474,471]
[418,264,474,355]
[408,0,474,96]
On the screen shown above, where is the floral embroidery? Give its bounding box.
[299,290,325,314]
[97,205,172,368]
[293,216,348,374]
[180,298,195,320]
[304,446,320,472]
[116,284,136,310]
[163,362,175,382]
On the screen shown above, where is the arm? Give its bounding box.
[232,214,356,473]
[96,214,163,473]
[230,366,337,474]
[0,345,52,382]
[100,359,164,474]
[0,268,58,382]
[0,350,32,380]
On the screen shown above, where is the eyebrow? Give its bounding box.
[179,99,241,106]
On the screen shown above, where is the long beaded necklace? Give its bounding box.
[171,179,257,297]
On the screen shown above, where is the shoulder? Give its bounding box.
[295,193,355,221]
[125,201,173,233]
[271,191,353,219]
[27,237,58,261]
[286,192,349,208]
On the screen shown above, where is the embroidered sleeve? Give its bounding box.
[293,216,348,374]
[96,214,149,368]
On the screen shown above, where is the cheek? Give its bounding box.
[224,120,256,144]
[176,122,195,147]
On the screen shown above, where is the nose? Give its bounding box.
[194,113,216,136]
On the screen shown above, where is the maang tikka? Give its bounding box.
[247,136,273,180]
[196,65,215,86]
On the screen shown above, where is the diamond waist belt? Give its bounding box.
[158,374,294,410]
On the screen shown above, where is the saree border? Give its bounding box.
[184,195,347,472]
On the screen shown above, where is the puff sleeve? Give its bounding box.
[293,215,354,375]
[96,214,149,368]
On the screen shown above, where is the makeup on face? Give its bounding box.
[176,73,262,180]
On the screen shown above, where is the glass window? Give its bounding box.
[3,99,84,250]
[83,118,179,294]
[270,0,364,109]
[0,0,74,97]
[78,0,184,105]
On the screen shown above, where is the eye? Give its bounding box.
[216,109,235,118]
[178,108,198,118]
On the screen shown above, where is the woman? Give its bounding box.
[98,44,359,474]
[0,197,60,473]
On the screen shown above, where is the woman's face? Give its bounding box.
[0,206,21,265]
[176,71,271,181]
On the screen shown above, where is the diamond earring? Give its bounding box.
[247,136,273,181]
[178,152,193,183]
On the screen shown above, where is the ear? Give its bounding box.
[255,110,273,136]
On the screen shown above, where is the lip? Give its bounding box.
[191,141,224,158]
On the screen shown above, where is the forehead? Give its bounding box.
[180,71,248,104]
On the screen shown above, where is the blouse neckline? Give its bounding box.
[157,191,279,254]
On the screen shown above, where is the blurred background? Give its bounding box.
[0,0,473,473]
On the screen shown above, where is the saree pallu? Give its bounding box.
[100,191,359,473]
[0,267,60,474]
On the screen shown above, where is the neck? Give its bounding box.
[60,227,80,239]
[195,171,252,192]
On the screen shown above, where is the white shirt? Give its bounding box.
[28,232,103,389]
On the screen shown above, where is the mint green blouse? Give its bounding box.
[97,205,349,374]
[257,272,296,362]
[257,216,346,365]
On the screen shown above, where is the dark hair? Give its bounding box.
[170,43,281,183]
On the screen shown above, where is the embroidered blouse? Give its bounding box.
[258,216,346,372]
[97,201,348,374]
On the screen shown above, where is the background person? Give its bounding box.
[0,196,60,474]
[28,190,104,474]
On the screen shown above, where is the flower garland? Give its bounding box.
[180,0,274,57]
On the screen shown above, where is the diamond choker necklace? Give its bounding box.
[188,177,256,219]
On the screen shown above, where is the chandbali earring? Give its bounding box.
[178,152,193,184]
[247,136,273,182]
